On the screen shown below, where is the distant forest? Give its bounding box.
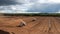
[1,13,60,17]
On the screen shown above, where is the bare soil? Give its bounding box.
[0,16,60,34]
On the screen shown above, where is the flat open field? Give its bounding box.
[0,16,60,34]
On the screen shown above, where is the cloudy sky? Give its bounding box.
[0,0,60,13]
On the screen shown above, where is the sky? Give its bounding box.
[0,0,60,13]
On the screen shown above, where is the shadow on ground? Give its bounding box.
[0,30,10,34]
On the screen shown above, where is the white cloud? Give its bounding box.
[37,0,60,3]
[37,0,47,3]
[0,2,34,13]
[0,0,60,13]
[56,10,60,13]
[48,0,60,3]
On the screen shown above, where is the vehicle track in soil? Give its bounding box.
[0,16,60,34]
[49,17,60,34]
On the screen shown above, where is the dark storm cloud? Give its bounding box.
[28,3,60,13]
[0,0,60,13]
[0,0,22,6]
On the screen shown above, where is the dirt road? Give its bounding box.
[0,16,60,34]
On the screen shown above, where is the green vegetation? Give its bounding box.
[3,13,60,17]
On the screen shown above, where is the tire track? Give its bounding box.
[23,17,46,29]
[49,17,60,34]
[29,17,49,34]
[0,16,60,34]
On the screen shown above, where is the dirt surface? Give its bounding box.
[0,16,60,34]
